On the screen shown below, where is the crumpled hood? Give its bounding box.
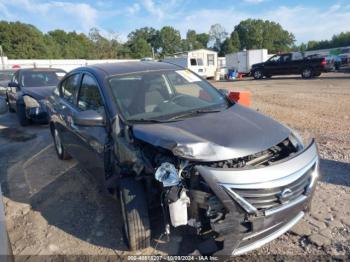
[132,104,291,161]
[22,86,56,100]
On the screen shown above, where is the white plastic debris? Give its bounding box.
[169,190,190,227]
[155,162,180,187]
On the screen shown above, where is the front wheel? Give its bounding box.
[120,177,151,251]
[301,68,313,79]
[52,125,71,160]
[253,69,263,79]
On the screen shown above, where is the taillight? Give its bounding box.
[321,58,326,66]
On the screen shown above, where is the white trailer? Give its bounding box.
[226,49,269,74]
[163,49,218,78]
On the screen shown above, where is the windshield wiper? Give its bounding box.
[128,118,173,124]
[168,108,222,120]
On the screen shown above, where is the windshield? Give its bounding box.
[109,69,229,121]
[0,71,14,81]
[20,71,65,87]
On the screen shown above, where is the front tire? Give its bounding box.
[120,177,151,251]
[52,125,71,160]
[16,103,30,126]
[301,68,313,79]
[253,69,263,79]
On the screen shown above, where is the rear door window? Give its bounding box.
[60,74,80,105]
[77,74,104,112]
[190,59,197,66]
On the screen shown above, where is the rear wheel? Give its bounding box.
[119,177,151,251]
[16,103,30,126]
[52,125,71,160]
[253,69,263,79]
[301,68,313,79]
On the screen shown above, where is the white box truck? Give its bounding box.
[226,49,269,74]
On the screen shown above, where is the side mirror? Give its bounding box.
[73,110,105,127]
[8,82,19,88]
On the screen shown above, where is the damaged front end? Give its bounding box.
[145,135,319,255]
[116,104,319,255]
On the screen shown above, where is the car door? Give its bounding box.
[278,54,293,75]
[55,73,81,151]
[70,73,108,176]
[264,55,281,75]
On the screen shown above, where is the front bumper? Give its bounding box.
[196,139,319,255]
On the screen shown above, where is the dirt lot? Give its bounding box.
[0,71,349,260]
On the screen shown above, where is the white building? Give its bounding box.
[163,49,218,78]
[0,57,138,72]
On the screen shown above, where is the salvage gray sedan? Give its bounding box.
[47,61,319,255]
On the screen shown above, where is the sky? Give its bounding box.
[0,0,350,44]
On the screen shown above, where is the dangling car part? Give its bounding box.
[47,61,319,255]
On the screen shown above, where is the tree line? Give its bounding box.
[0,20,349,59]
[298,32,350,51]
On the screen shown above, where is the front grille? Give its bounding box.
[231,164,315,210]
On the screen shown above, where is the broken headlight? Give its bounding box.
[289,130,304,151]
[23,95,40,108]
[172,143,215,160]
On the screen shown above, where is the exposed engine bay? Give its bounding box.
[115,135,305,254]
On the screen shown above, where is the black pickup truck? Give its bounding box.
[251,52,327,79]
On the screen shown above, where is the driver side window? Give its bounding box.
[77,74,104,113]
[269,55,281,62]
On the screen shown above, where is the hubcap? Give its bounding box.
[254,71,262,78]
[303,69,311,78]
[54,129,63,155]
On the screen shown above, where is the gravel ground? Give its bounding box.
[0,70,349,260]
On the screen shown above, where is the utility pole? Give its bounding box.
[0,45,5,70]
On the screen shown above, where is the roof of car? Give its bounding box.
[89,61,182,76]
[17,68,66,72]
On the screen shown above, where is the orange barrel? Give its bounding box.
[228,91,251,107]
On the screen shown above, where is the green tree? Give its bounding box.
[155,26,182,57]
[183,30,204,50]
[48,30,94,58]
[196,33,209,48]
[89,28,119,59]
[127,27,158,48]
[0,21,51,58]
[220,31,241,55]
[233,19,295,53]
[126,27,157,58]
[128,38,152,58]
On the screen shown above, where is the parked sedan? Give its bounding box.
[47,62,319,255]
[0,69,17,96]
[7,68,66,126]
